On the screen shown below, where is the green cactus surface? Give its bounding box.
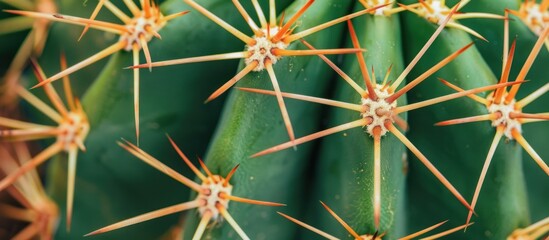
[0,0,548,240]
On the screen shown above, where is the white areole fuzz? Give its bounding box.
[361,87,397,137]
[524,3,548,35]
[245,27,288,71]
[487,94,522,139]
[120,14,166,51]
[196,175,233,220]
[57,112,89,152]
[420,0,451,25]
[363,0,393,16]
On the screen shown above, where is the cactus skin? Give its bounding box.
[36,0,121,94]
[182,0,354,239]
[464,0,549,222]
[0,0,547,239]
[307,2,407,238]
[400,1,531,238]
[43,0,294,239]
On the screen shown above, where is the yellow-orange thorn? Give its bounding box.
[85,136,283,238]
[0,60,88,231]
[400,0,505,40]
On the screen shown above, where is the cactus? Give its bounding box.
[1,0,548,240]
